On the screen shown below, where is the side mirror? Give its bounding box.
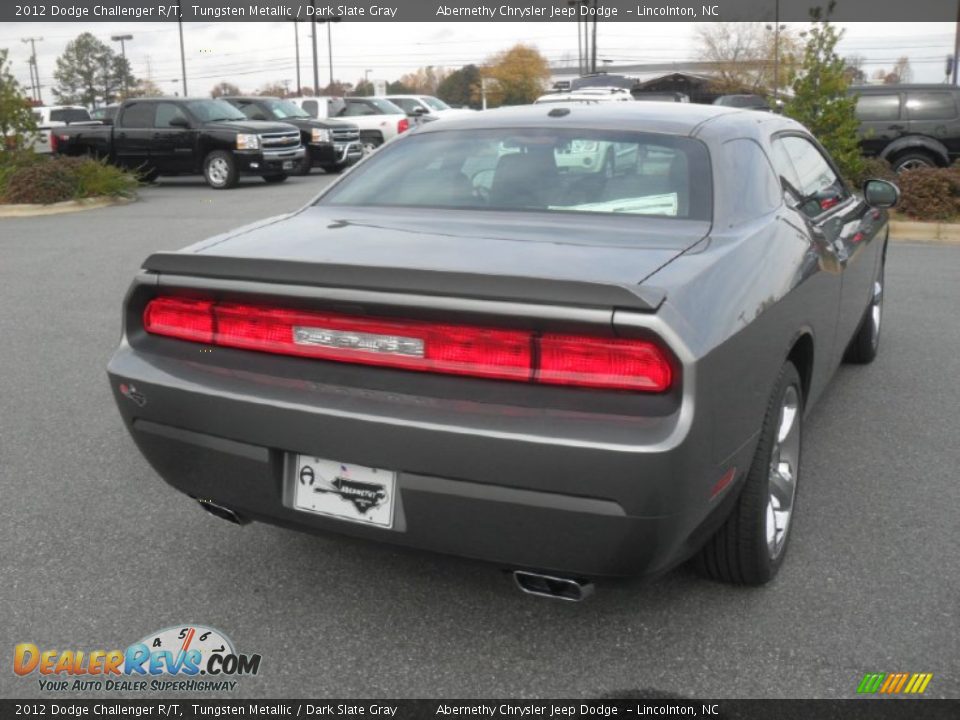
[863,178,899,208]
[412,107,428,116]
[169,116,191,129]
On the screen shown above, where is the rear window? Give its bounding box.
[855,94,901,121]
[319,128,711,220]
[50,108,90,124]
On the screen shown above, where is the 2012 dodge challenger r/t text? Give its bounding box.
[108,104,899,599]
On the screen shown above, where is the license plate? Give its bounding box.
[291,455,396,528]
[282,160,294,170]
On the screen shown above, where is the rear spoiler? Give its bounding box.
[142,252,665,312]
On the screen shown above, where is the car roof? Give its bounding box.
[414,102,764,137]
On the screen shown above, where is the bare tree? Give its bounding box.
[696,22,802,93]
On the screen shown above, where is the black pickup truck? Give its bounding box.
[51,97,306,188]
[222,96,362,175]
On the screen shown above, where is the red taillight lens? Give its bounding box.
[143,297,214,343]
[142,297,673,392]
[398,118,409,134]
[537,334,672,392]
[49,132,58,152]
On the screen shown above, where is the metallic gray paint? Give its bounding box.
[107,103,889,577]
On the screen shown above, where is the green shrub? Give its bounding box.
[896,167,960,222]
[0,155,137,205]
[846,157,897,188]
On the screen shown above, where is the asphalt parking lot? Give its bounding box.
[1,173,958,700]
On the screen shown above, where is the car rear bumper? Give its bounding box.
[107,343,742,578]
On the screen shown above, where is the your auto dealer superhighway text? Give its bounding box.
[437,707,621,717]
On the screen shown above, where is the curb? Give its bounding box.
[0,195,135,218]
[889,220,960,244]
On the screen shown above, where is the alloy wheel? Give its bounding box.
[766,384,800,559]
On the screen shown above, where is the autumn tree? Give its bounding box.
[211,81,241,98]
[257,81,290,97]
[130,78,164,98]
[482,44,550,107]
[437,64,482,108]
[696,22,803,94]
[784,3,864,180]
[398,66,450,95]
[842,55,867,84]
[53,32,135,107]
[0,48,37,152]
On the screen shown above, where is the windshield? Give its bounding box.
[343,97,404,116]
[186,99,247,122]
[319,128,711,220]
[264,100,311,119]
[422,96,450,111]
[50,108,91,123]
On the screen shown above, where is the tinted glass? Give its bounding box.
[301,100,318,117]
[235,102,270,121]
[720,139,781,224]
[905,92,957,120]
[184,100,246,122]
[49,108,91,123]
[778,136,848,217]
[855,94,901,121]
[265,100,311,119]
[423,97,450,110]
[320,128,711,220]
[388,98,421,114]
[341,101,379,116]
[155,103,189,128]
[119,102,156,128]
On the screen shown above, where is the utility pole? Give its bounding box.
[21,36,43,103]
[316,17,341,87]
[954,0,960,85]
[311,0,320,93]
[176,0,188,95]
[292,21,301,95]
[590,0,598,74]
[110,34,133,98]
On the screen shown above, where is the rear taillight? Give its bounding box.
[49,132,58,152]
[397,118,409,134]
[142,297,673,392]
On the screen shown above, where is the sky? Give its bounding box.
[2,21,954,101]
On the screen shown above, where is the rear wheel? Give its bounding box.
[845,260,884,364]
[203,151,238,189]
[293,156,312,176]
[320,165,344,174]
[696,362,803,585]
[262,173,288,184]
[890,150,938,173]
[360,134,383,155]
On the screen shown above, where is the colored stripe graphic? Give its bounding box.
[858,672,932,694]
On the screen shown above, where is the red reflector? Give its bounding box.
[142,298,674,392]
[142,297,214,343]
[537,334,672,391]
[398,118,409,134]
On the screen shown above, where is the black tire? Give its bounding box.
[138,166,160,184]
[696,362,803,585]
[360,134,383,155]
[845,260,884,364]
[890,150,939,174]
[262,174,288,184]
[320,165,344,175]
[203,150,239,189]
[293,156,312,176]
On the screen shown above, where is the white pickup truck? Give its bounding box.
[30,105,95,154]
[286,96,410,154]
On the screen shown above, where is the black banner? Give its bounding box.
[1,700,959,720]
[2,0,957,23]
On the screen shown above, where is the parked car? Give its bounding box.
[223,96,362,175]
[713,94,772,112]
[851,84,960,172]
[108,103,898,597]
[51,98,305,188]
[30,105,93,154]
[383,94,476,125]
[287,96,410,153]
[633,92,690,103]
[534,88,635,104]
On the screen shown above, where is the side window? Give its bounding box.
[720,139,781,225]
[905,92,957,121]
[302,100,318,117]
[778,136,849,217]
[119,103,156,128]
[154,103,189,128]
[768,138,801,197]
[343,102,377,117]
[855,94,901,121]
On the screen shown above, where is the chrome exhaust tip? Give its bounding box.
[196,498,250,525]
[512,570,595,602]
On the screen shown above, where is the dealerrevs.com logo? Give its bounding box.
[14,625,261,693]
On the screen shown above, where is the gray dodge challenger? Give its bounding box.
[108,103,898,599]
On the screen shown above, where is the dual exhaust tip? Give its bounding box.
[195,500,594,601]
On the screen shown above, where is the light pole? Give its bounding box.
[110,34,133,98]
[21,36,43,103]
[310,0,320,92]
[176,0,188,95]
[315,17,342,88]
[290,20,301,95]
